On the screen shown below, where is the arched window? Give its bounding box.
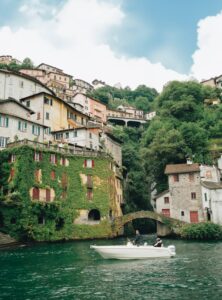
[88,209,101,221]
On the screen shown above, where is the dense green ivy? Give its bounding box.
[0,146,119,241]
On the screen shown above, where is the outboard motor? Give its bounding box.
[168,245,176,256]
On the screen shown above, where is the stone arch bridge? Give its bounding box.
[112,210,184,237]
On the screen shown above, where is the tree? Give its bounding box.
[22,57,34,69]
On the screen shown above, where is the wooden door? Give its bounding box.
[190,211,199,223]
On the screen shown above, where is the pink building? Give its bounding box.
[72,93,107,124]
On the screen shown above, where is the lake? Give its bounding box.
[1,235,222,300]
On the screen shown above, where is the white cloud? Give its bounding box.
[191,10,222,81]
[0,0,187,91]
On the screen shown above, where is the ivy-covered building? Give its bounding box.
[0,142,123,241]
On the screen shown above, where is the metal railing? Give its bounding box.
[7,139,110,158]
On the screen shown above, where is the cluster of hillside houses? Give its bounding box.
[1,55,222,229]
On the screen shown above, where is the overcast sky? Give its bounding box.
[0,0,222,91]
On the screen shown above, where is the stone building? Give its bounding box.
[155,163,205,223]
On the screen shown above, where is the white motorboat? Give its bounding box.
[90,243,176,260]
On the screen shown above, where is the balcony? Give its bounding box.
[7,139,110,158]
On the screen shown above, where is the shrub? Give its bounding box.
[179,222,222,240]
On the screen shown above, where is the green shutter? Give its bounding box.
[25,122,27,129]
[18,121,21,130]
[32,125,34,134]
[6,117,9,127]
[38,127,40,136]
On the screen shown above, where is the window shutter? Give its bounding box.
[92,160,95,168]
[38,127,40,136]
[18,121,21,130]
[6,117,9,127]
[39,152,42,161]
[84,159,87,167]
[25,122,27,129]
[32,125,34,134]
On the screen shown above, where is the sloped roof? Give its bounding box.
[0,97,34,114]
[165,163,200,174]
[201,181,222,190]
[153,190,169,200]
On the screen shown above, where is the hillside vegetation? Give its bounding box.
[98,81,222,212]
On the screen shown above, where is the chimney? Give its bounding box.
[187,158,193,165]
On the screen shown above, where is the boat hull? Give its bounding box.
[90,245,176,260]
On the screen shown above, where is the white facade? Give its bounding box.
[72,93,90,115]
[145,111,156,120]
[200,165,220,182]
[0,70,52,100]
[0,99,47,148]
[201,182,222,225]
[53,128,100,150]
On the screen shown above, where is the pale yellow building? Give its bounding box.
[20,92,90,141]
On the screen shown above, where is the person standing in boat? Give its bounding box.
[133,230,143,246]
[153,237,163,247]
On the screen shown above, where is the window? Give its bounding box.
[87,175,93,188]
[50,170,56,180]
[38,215,45,225]
[164,197,169,204]
[50,154,57,164]
[55,133,63,140]
[34,152,42,161]
[181,211,185,216]
[46,112,50,120]
[44,127,51,135]
[204,193,207,202]
[18,121,27,132]
[65,132,69,139]
[0,137,8,148]
[73,130,77,138]
[191,192,196,200]
[34,169,41,183]
[61,172,68,190]
[44,97,52,105]
[173,174,179,182]
[87,188,93,200]
[46,189,51,202]
[189,173,194,182]
[32,125,40,136]
[84,159,94,168]
[26,101,30,108]
[162,209,170,217]
[0,115,9,127]
[61,157,66,166]
[32,187,40,200]
[10,154,16,163]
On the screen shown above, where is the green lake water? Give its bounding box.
[1,235,222,300]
